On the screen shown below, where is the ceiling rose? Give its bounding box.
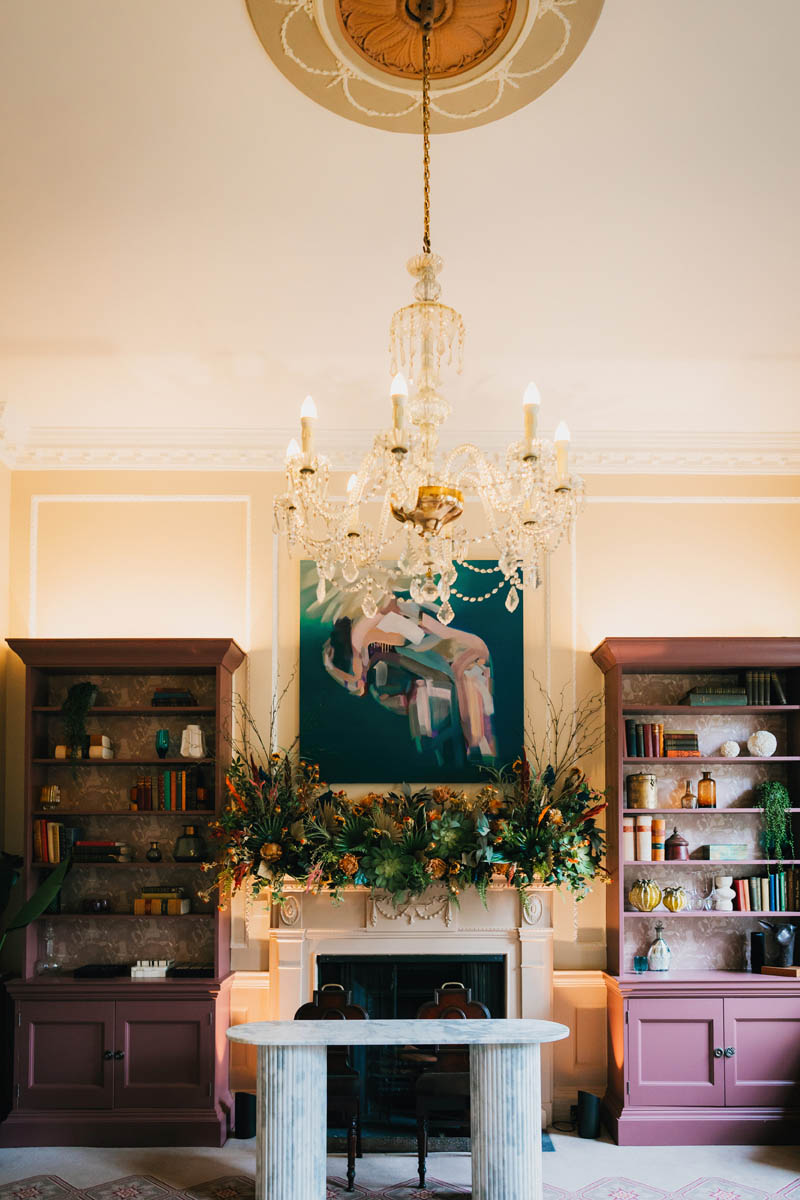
[246,0,604,132]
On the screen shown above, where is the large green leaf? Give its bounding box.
[1,856,72,935]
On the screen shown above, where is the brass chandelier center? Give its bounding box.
[335,0,517,80]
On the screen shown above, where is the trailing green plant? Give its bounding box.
[755,780,795,861]
[0,853,72,955]
[61,682,98,758]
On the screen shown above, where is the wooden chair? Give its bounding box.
[294,982,367,1191]
[414,982,490,1188]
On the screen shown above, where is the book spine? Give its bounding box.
[748,877,758,911]
[651,818,666,862]
[779,872,786,912]
[643,724,653,758]
[734,879,745,911]
[181,770,186,811]
[635,725,645,757]
[769,874,776,912]
[771,672,787,705]
[635,815,652,862]
[622,817,635,862]
[164,771,171,811]
[761,876,770,912]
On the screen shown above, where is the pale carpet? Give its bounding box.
[0,1133,798,1196]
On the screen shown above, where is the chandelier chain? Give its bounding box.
[422,28,431,255]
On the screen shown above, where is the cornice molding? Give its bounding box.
[3,422,800,475]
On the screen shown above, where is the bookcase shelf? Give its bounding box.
[33,706,217,715]
[623,859,800,867]
[33,757,214,766]
[623,705,800,715]
[33,808,213,818]
[32,860,209,869]
[35,912,215,920]
[623,910,800,919]
[623,756,799,764]
[622,808,800,815]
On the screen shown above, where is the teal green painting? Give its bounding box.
[299,562,523,784]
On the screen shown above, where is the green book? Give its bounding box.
[164,770,171,811]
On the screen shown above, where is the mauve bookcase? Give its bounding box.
[592,638,800,1146]
[1,638,245,1147]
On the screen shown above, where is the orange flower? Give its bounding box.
[428,858,447,879]
[339,853,359,877]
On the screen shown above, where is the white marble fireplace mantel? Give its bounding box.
[231,884,557,1123]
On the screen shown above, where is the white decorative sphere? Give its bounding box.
[719,740,740,758]
[747,730,777,758]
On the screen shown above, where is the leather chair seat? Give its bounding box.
[416,1071,471,1097]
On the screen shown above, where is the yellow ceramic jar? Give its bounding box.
[628,878,662,912]
[662,885,688,912]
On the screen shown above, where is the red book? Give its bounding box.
[75,840,118,847]
[734,880,745,911]
[643,724,653,757]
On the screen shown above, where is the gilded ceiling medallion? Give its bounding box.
[245,0,605,132]
[336,0,517,81]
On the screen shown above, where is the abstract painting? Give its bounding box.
[299,561,523,784]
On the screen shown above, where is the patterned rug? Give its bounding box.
[1,1175,800,1200]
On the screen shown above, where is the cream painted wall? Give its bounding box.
[5,469,800,971]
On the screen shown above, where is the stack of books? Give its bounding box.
[733,870,798,912]
[130,767,205,812]
[684,684,747,707]
[133,886,190,915]
[73,840,132,863]
[88,734,114,760]
[744,671,788,705]
[662,730,700,758]
[33,820,82,863]
[625,721,664,757]
[152,688,197,707]
[131,959,175,978]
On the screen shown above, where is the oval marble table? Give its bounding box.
[228,1017,569,1200]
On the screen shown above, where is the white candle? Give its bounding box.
[300,395,317,458]
[522,381,540,454]
[554,420,570,484]
[391,372,408,438]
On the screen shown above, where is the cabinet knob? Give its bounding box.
[713,1048,723,1058]
[103,1050,113,1060]
[114,1050,125,1060]
[724,1046,735,1058]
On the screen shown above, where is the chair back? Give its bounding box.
[416,982,490,1072]
[294,983,367,1074]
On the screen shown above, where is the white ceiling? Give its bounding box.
[1,0,799,470]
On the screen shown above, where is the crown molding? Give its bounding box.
[1,419,799,476]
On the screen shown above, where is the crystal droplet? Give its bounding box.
[505,586,519,613]
[362,593,378,619]
[316,576,326,604]
[421,577,439,603]
[342,561,358,583]
[437,578,450,602]
[438,600,454,625]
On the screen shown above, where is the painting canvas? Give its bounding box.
[299,561,523,784]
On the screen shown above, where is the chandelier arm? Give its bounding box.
[422,26,431,255]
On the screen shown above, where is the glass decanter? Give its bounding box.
[35,921,61,975]
[647,921,671,972]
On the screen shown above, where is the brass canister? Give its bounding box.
[626,772,658,809]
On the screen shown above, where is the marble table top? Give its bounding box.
[228,1018,569,1046]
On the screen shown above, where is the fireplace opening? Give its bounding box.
[317,954,506,1134]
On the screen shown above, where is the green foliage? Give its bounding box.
[61,682,98,755]
[756,780,795,861]
[0,854,72,954]
[203,720,607,909]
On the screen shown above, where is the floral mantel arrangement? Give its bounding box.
[201,693,607,910]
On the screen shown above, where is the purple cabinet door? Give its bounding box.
[17,1000,114,1110]
[114,1000,213,1109]
[627,998,725,1106]
[724,996,800,1107]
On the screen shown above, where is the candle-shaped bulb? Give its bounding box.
[346,473,358,497]
[523,381,541,409]
[522,381,540,450]
[300,395,317,421]
[346,473,360,536]
[390,372,408,400]
[286,437,301,461]
[554,420,570,482]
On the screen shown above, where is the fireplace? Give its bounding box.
[318,954,506,1130]
[254,883,556,1124]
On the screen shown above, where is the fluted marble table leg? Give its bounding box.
[471,1042,543,1200]
[256,1044,327,1200]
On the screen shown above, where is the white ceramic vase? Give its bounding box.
[711,875,736,911]
[180,724,207,758]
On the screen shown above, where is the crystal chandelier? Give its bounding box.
[275,4,584,625]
